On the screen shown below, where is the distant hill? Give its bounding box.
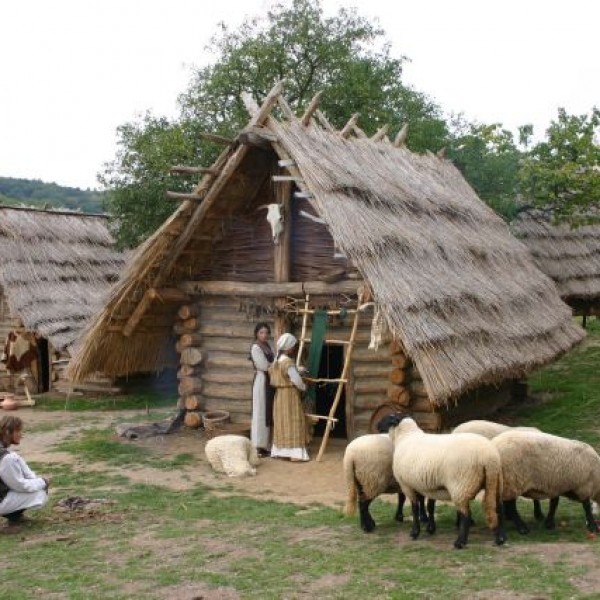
[0,177,105,213]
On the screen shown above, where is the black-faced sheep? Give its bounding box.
[452,419,546,522]
[205,434,260,477]
[492,429,600,534]
[342,432,428,532]
[384,414,506,549]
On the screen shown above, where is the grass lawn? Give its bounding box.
[1,321,600,599]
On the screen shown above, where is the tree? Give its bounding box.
[447,117,525,220]
[102,0,449,247]
[519,107,600,221]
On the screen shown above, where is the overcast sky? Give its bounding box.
[1,0,598,189]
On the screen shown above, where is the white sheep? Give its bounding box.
[204,435,260,477]
[384,414,506,549]
[492,429,600,535]
[452,419,546,523]
[342,433,429,532]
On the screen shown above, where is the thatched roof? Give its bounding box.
[67,83,584,405]
[0,205,126,351]
[512,208,600,305]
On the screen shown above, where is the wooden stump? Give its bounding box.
[178,377,203,397]
[184,411,202,429]
[180,348,205,366]
[388,368,407,385]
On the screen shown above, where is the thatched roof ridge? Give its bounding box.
[67,84,584,404]
[511,209,600,302]
[0,206,126,351]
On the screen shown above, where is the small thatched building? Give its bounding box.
[512,208,600,318]
[68,83,584,436]
[0,205,125,392]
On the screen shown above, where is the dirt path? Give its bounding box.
[14,407,350,508]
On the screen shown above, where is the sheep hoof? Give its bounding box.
[544,519,556,530]
[361,521,376,533]
[453,540,466,549]
[426,523,436,535]
[516,525,530,535]
[494,530,507,545]
[395,514,404,523]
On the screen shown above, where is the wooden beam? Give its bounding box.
[340,113,360,138]
[274,176,292,339]
[371,124,390,142]
[148,288,191,303]
[352,124,368,139]
[178,280,363,297]
[277,95,296,120]
[301,91,324,126]
[165,191,205,202]
[314,109,335,132]
[394,123,409,147]
[272,175,300,182]
[238,125,279,148]
[198,132,234,145]
[170,166,219,176]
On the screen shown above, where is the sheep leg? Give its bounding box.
[394,493,405,523]
[455,509,475,527]
[358,498,376,533]
[544,497,559,530]
[409,501,421,540]
[417,493,429,523]
[533,499,545,521]
[426,499,436,535]
[583,499,600,534]
[494,501,507,546]
[504,499,530,534]
[454,507,471,549]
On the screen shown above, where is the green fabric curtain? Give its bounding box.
[305,309,328,402]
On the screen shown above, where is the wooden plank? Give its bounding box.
[180,280,303,297]
[301,91,323,126]
[165,191,205,201]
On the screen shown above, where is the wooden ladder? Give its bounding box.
[296,294,361,461]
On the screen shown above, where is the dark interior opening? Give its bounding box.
[37,337,50,393]
[314,344,347,439]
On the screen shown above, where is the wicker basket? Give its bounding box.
[202,410,230,429]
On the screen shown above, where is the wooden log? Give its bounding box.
[204,352,252,369]
[178,365,201,378]
[388,368,407,385]
[179,347,205,366]
[178,304,200,320]
[198,322,254,338]
[178,333,203,348]
[387,385,410,406]
[340,113,360,138]
[408,396,435,413]
[201,382,251,401]
[150,288,191,303]
[199,338,252,355]
[201,370,254,385]
[389,339,405,355]
[303,281,362,295]
[165,191,205,202]
[394,123,409,148]
[184,396,201,411]
[352,346,391,363]
[201,397,252,417]
[371,124,390,141]
[274,176,292,340]
[184,412,202,429]
[198,132,234,146]
[353,394,388,411]
[410,380,427,397]
[412,411,441,432]
[238,126,279,147]
[314,109,335,132]
[301,90,323,126]
[391,354,409,368]
[170,165,219,176]
[178,377,203,397]
[173,319,200,335]
[353,364,393,378]
[179,280,363,297]
[354,379,388,395]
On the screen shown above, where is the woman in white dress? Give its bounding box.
[249,322,275,457]
[0,416,49,526]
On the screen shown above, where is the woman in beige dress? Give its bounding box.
[268,333,309,462]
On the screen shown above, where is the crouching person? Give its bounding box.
[0,416,49,527]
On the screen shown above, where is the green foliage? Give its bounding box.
[447,118,523,221]
[0,176,104,212]
[519,107,600,220]
[103,0,449,247]
[35,391,176,412]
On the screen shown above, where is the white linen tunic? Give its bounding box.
[250,343,273,450]
[0,451,48,516]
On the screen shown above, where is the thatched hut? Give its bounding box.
[512,208,600,318]
[0,205,125,393]
[68,83,583,438]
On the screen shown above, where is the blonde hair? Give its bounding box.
[0,415,22,448]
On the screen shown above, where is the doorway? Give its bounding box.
[313,344,347,438]
[37,337,50,392]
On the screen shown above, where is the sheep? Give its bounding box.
[492,429,600,535]
[452,420,546,522]
[342,432,429,533]
[383,414,506,549]
[204,435,260,477]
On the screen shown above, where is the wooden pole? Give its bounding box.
[274,176,292,340]
[340,113,360,138]
[301,91,323,126]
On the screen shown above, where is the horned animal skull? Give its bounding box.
[257,203,284,244]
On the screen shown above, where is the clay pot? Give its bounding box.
[2,394,18,410]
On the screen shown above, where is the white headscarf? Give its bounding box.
[276,333,298,353]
